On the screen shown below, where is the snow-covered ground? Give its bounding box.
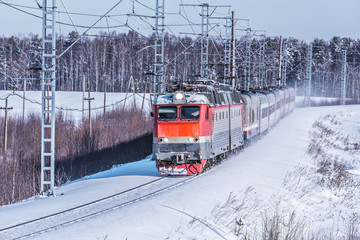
[0,93,359,239]
[0,90,152,122]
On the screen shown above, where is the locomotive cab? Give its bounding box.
[153,91,211,175]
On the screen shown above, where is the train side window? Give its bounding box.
[226,112,228,119]
[222,112,224,119]
[205,107,209,120]
[216,112,218,121]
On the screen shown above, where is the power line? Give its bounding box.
[0,0,130,30]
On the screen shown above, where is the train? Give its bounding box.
[152,80,295,175]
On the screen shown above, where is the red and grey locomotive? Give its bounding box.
[153,80,295,175]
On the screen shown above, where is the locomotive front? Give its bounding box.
[153,91,211,175]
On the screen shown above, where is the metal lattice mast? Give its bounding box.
[258,34,265,88]
[244,28,251,91]
[231,11,236,87]
[200,4,209,79]
[305,43,312,107]
[281,38,287,86]
[41,0,56,196]
[340,49,347,105]
[154,0,165,96]
[223,16,232,84]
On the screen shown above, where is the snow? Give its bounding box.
[0,90,152,122]
[0,93,359,239]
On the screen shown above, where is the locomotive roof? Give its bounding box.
[155,80,244,106]
[155,92,211,105]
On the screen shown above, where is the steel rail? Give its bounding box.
[0,176,167,235]
[11,174,200,240]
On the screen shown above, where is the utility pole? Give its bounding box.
[281,38,287,86]
[82,74,85,121]
[122,76,133,112]
[23,80,26,121]
[132,76,136,107]
[341,50,347,105]
[84,89,94,137]
[305,43,313,107]
[1,98,13,152]
[103,75,107,116]
[40,0,56,196]
[141,81,148,115]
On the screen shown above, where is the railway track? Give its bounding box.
[0,174,200,240]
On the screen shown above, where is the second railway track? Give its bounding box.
[0,174,201,240]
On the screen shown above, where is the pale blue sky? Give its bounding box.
[0,0,359,42]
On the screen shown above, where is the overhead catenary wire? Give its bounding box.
[0,92,150,113]
[60,0,79,35]
[57,0,128,58]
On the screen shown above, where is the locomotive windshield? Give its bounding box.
[158,106,177,120]
[181,106,200,120]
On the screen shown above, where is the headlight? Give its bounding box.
[188,137,199,143]
[158,137,168,143]
[174,92,185,100]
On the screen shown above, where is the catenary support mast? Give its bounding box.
[244,28,251,91]
[41,0,56,196]
[281,38,287,86]
[340,49,347,105]
[200,4,209,79]
[223,16,231,84]
[154,0,165,96]
[305,43,312,107]
[258,34,265,88]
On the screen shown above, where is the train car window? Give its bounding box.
[216,112,218,121]
[226,112,228,119]
[222,112,224,119]
[214,91,221,105]
[207,93,215,105]
[181,106,200,120]
[230,93,235,104]
[158,106,177,120]
[262,107,268,119]
[205,107,209,120]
